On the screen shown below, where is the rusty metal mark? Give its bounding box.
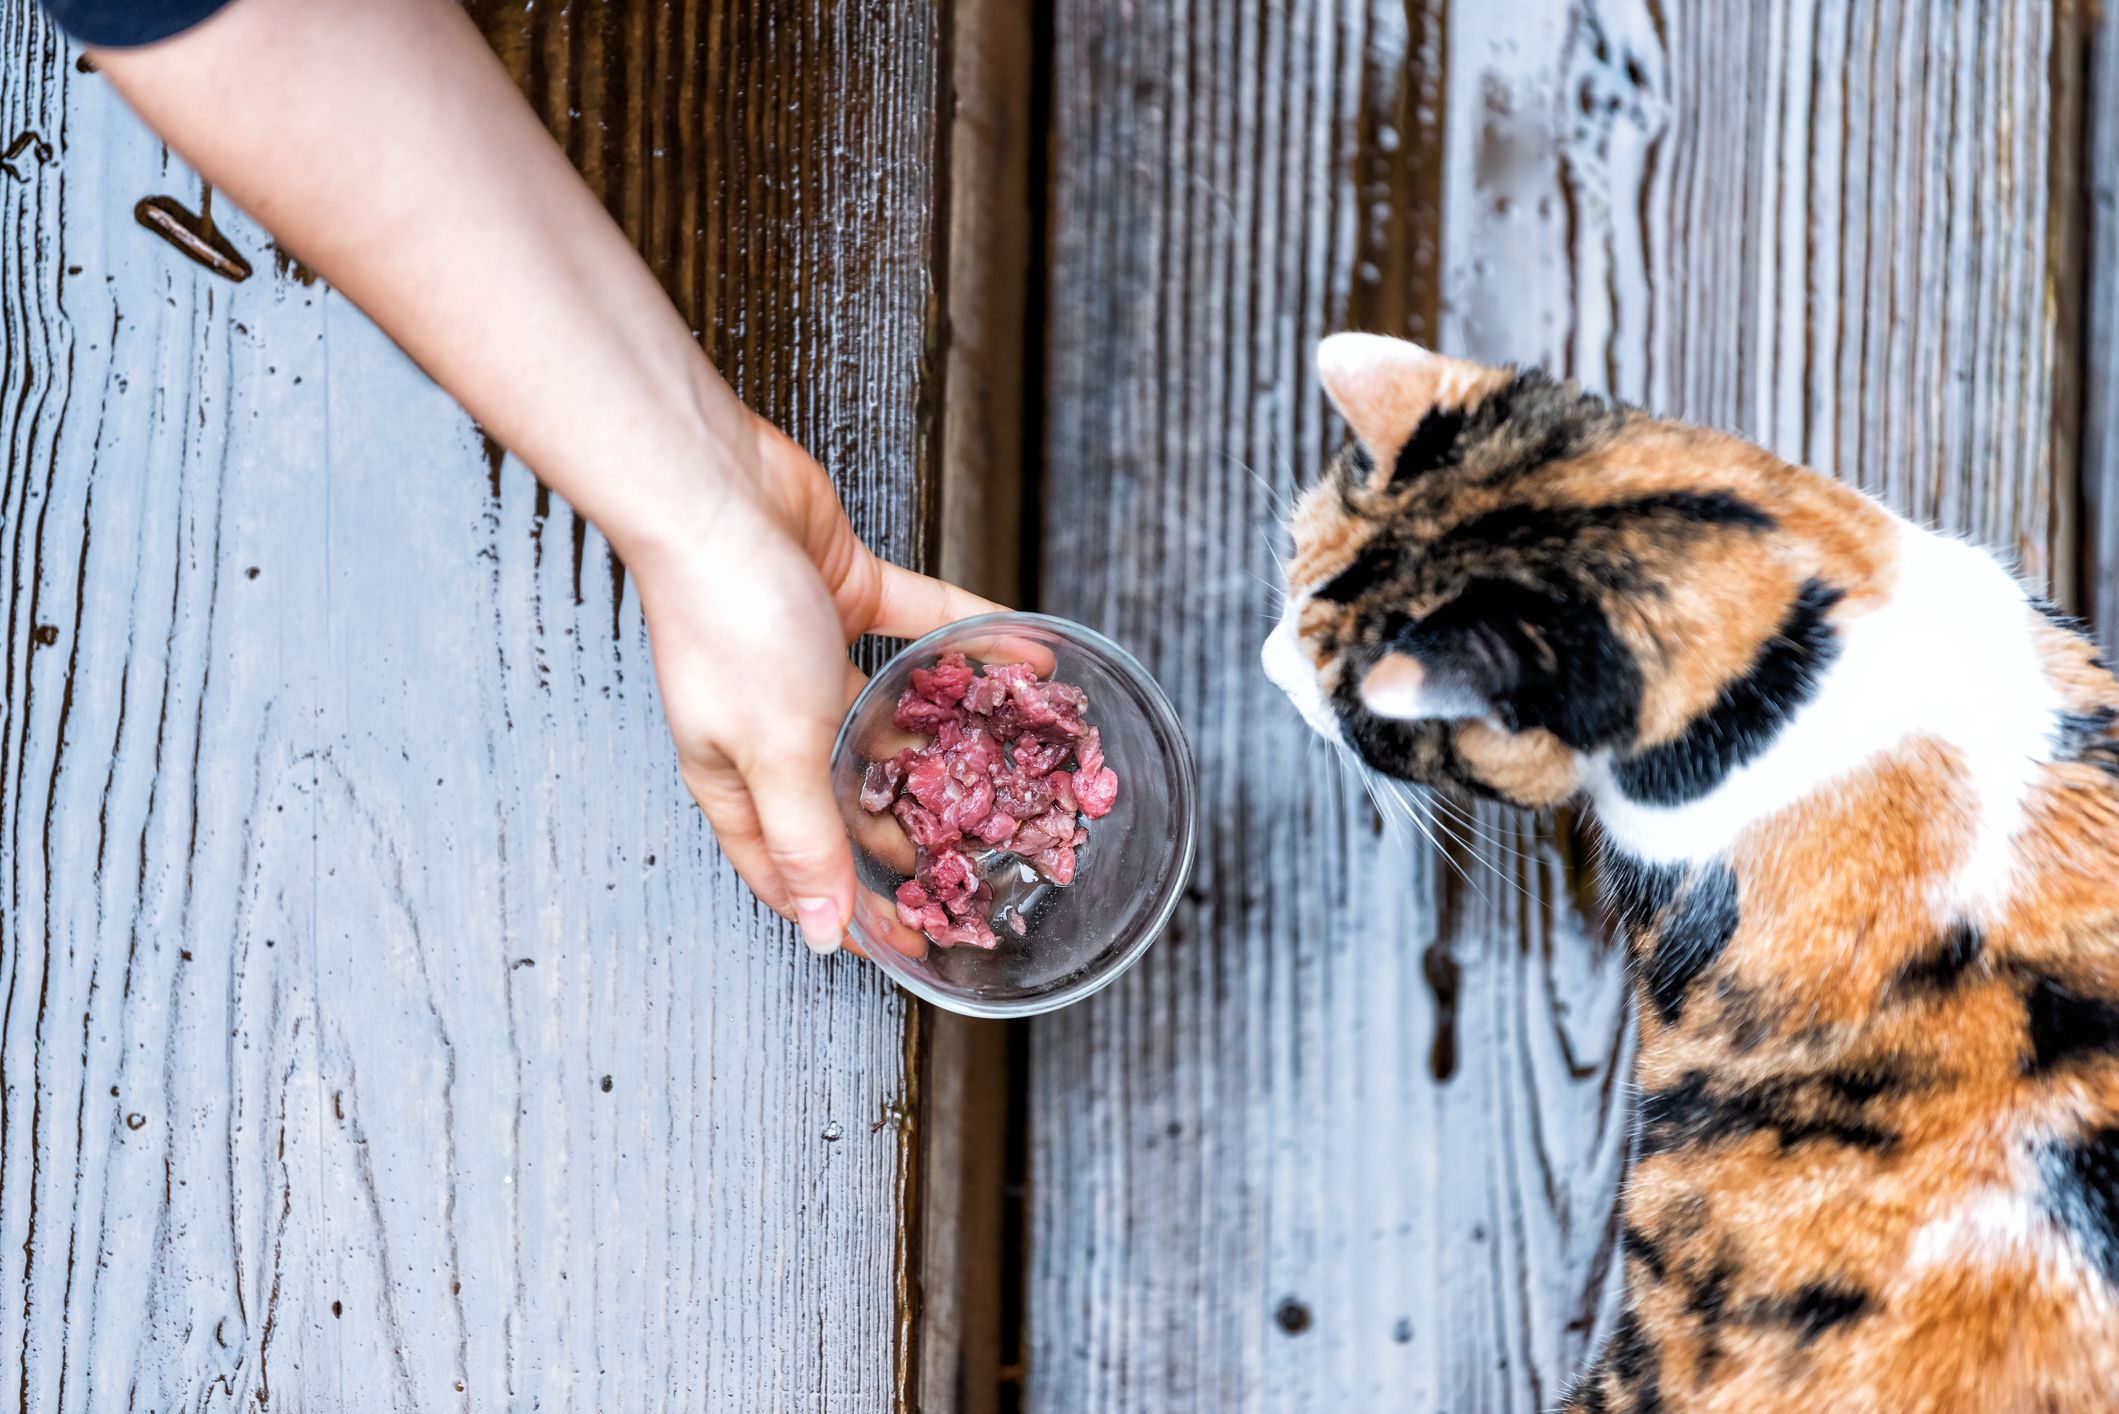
[1,131,52,181]
[134,188,252,282]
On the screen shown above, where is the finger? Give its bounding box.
[844,655,935,760]
[849,796,919,876]
[869,561,1062,676]
[741,731,857,955]
[872,561,1057,673]
[853,885,929,961]
[870,560,1008,639]
[683,763,793,918]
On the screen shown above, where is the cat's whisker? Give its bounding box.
[1245,569,1286,603]
[1418,787,1548,866]
[1367,772,1543,907]
[1335,746,1506,911]
[1227,449,1294,519]
[1260,425,1309,499]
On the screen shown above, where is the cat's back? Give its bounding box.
[1579,527,2119,1414]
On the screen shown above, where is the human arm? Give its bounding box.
[89,0,1000,950]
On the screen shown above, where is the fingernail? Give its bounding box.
[796,897,843,955]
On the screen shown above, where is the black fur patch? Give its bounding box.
[1640,864,1741,1025]
[1817,1066,1907,1106]
[1603,1305,1662,1413]
[1422,367,1627,490]
[1637,1070,1896,1158]
[1391,405,1469,484]
[1668,1249,1871,1373]
[2042,1125,2119,1285]
[1441,490,1775,564]
[1600,852,1685,940]
[1335,577,1649,770]
[1613,579,1844,806]
[1892,924,1984,996]
[1313,541,1402,604]
[2055,706,2119,778]
[1399,577,1646,751]
[1332,711,1459,792]
[2021,974,2119,1074]
[1621,1224,1668,1283]
[1684,1254,1736,1331]
[1753,1283,1871,1344]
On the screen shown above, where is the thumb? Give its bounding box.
[742,736,857,954]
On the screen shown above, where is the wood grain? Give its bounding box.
[0,2,955,1408]
[1026,1,2079,1409]
[2086,0,2119,655]
[921,2,1039,1409]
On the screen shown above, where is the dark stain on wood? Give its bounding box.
[134,191,252,282]
[269,244,317,287]
[1,128,50,180]
[1423,937,1462,1083]
[1349,0,1449,344]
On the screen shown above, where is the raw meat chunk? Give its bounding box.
[858,650,1120,948]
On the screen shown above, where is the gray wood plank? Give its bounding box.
[1026,2,2075,1410]
[2087,0,2119,654]
[0,3,951,1407]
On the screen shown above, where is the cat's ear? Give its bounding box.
[1316,333,1492,481]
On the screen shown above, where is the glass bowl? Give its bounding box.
[831,611,1196,1017]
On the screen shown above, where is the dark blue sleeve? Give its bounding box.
[39,0,236,48]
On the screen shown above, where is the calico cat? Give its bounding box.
[1265,333,2119,1412]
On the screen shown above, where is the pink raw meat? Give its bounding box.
[859,650,1120,948]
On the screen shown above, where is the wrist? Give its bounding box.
[573,362,761,573]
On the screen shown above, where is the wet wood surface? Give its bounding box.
[0,1,955,1407]
[1025,1,2084,1409]
[2087,0,2119,659]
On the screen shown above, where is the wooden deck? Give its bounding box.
[1028,2,2096,1409]
[3,1,2116,1410]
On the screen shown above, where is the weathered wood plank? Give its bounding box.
[2086,0,2119,654]
[1027,1,2075,1409]
[920,1,1036,1408]
[0,2,955,1407]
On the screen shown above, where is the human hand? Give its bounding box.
[627,413,1004,954]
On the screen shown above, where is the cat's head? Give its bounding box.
[1265,333,1889,807]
